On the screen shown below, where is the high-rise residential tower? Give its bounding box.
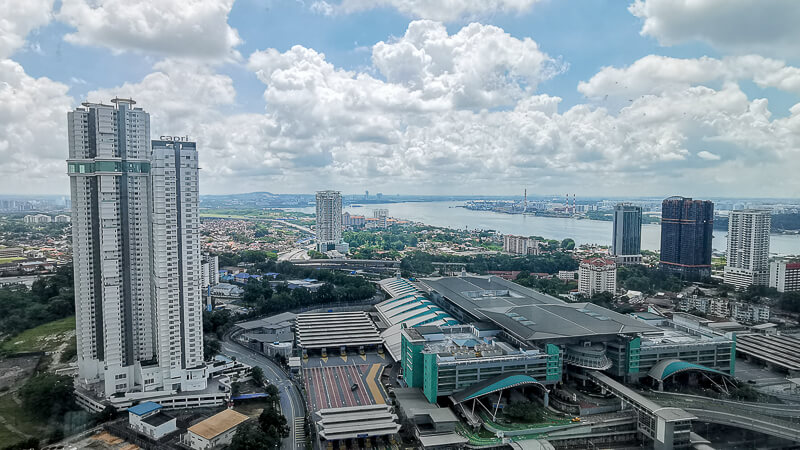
[68,99,155,394]
[150,138,207,391]
[316,190,348,253]
[723,210,771,289]
[68,99,206,396]
[659,196,714,280]
[611,203,642,265]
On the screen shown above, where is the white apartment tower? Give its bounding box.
[723,210,771,289]
[316,190,348,253]
[68,99,206,397]
[578,258,617,297]
[150,138,207,391]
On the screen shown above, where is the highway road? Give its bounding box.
[221,337,305,449]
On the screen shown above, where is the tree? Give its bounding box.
[204,338,222,360]
[258,406,289,441]
[560,238,575,250]
[229,422,276,450]
[266,384,280,407]
[19,373,77,421]
[251,367,265,386]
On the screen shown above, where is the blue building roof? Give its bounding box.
[128,401,162,416]
[234,273,249,279]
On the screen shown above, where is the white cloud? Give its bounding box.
[5,18,800,197]
[58,0,242,60]
[310,0,542,21]
[0,59,72,193]
[697,151,721,161]
[0,0,54,58]
[629,0,800,59]
[578,54,800,101]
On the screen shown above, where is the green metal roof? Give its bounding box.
[648,359,730,382]
[452,373,545,404]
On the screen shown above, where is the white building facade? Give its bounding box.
[578,258,617,297]
[68,99,206,397]
[723,210,771,289]
[770,260,800,293]
[503,235,540,255]
[316,190,348,253]
[150,138,207,391]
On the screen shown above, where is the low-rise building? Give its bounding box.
[23,214,52,223]
[127,402,177,440]
[557,270,578,281]
[185,409,250,450]
[54,214,71,223]
[770,259,800,293]
[730,302,770,323]
[578,258,616,297]
[502,234,540,255]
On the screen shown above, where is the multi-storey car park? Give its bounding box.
[371,274,740,449]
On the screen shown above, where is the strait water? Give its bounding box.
[288,201,800,256]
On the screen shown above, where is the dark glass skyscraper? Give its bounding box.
[612,203,642,264]
[659,196,714,279]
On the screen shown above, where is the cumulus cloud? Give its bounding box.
[0,59,72,193]
[697,151,721,161]
[0,0,54,58]
[6,18,800,196]
[58,0,242,60]
[578,54,800,100]
[629,0,800,59]
[310,0,542,22]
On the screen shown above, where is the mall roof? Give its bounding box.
[648,359,731,382]
[419,276,562,316]
[376,292,459,361]
[235,312,297,330]
[187,409,249,440]
[478,302,657,342]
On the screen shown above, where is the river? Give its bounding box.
[288,201,800,256]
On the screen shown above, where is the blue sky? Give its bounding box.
[2,0,800,197]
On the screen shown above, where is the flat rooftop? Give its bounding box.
[420,276,657,342]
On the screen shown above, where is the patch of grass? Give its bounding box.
[0,257,24,264]
[1,316,76,353]
[0,392,42,448]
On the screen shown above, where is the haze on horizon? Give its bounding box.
[2,0,800,199]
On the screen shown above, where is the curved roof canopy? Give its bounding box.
[452,373,546,404]
[648,359,731,382]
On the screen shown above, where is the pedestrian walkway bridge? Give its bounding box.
[588,371,800,449]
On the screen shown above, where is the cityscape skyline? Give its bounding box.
[2,2,800,197]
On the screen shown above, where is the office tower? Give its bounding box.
[611,203,642,265]
[659,196,714,279]
[68,99,206,396]
[150,138,207,391]
[770,259,800,293]
[723,210,771,289]
[316,190,348,253]
[579,258,617,297]
[68,98,155,394]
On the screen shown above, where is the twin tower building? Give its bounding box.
[68,98,206,397]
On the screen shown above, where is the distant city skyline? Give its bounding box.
[2,2,800,197]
